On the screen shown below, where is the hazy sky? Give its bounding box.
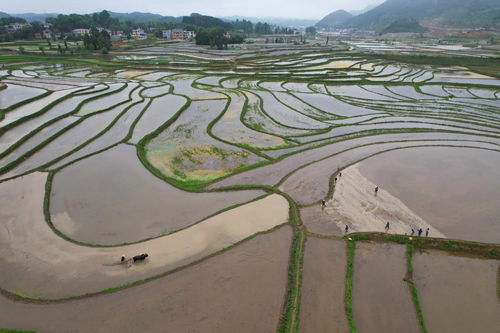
[3,0,382,19]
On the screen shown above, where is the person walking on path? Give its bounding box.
[411,228,415,236]
[321,199,326,207]
[345,225,349,234]
[374,186,379,194]
[418,228,423,236]
[385,221,390,232]
[426,227,430,237]
[338,172,342,178]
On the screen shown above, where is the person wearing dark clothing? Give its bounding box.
[374,186,379,194]
[411,228,415,236]
[345,225,349,234]
[418,228,423,236]
[321,200,326,207]
[426,228,429,237]
[385,221,390,231]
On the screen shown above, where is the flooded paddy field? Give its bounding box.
[353,242,420,333]
[358,147,500,243]
[413,250,500,333]
[299,238,348,333]
[0,226,292,333]
[1,41,499,331]
[50,144,265,245]
[0,83,47,109]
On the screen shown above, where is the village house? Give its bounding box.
[131,28,146,39]
[34,29,53,39]
[110,30,124,39]
[72,28,90,36]
[162,29,195,40]
[4,22,30,33]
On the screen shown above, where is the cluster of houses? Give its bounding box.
[162,29,195,40]
[72,27,124,39]
[70,28,194,40]
[3,22,53,39]
[5,21,195,42]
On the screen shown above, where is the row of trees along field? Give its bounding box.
[1,11,308,50]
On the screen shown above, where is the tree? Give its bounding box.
[195,27,228,49]
[305,26,317,35]
[83,27,112,51]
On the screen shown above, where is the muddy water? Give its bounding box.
[242,91,312,137]
[49,99,148,169]
[300,205,343,236]
[0,84,46,109]
[353,242,420,333]
[280,141,499,206]
[209,132,500,190]
[0,88,80,126]
[273,91,334,119]
[129,94,187,144]
[211,90,285,148]
[0,107,122,180]
[78,83,139,116]
[0,226,292,333]
[413,250,500,333]
[252,90,328,129]
[299,238,348,333]
[50,144,265,245]
[359,147,500,243]
[0,85,123,153]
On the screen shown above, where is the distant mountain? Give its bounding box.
[380,18,427,34]
[109,11,179,24]
[1,11,181,24]
[7,13,58,22]
[183,13,231,29]
[315,10,353,29]
[348,3,383,16]
[343,0,500,30]
[222,16,317,28]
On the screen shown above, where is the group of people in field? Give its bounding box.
[322,167,432,238]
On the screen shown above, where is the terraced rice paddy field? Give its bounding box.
[0,42,499,332]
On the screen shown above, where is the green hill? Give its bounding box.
[380,18,427,34]
[315,10,353,29]
[108,11,179,24]
[7,13,58,22]
[343,0,500,30]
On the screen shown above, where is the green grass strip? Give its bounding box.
[406,244,428,333]
[277,229,306,333]
[345,239,357,333]
[0,329,35,333]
